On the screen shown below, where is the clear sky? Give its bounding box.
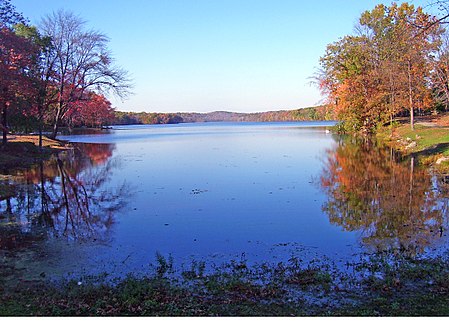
[12,0,431,113]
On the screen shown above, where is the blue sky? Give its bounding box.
[13,0,431,113]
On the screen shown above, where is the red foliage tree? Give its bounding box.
[0,26,37,145]
[67,92,115,129]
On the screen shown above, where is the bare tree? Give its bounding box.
[430,0,449,23]
[40,10,132,138]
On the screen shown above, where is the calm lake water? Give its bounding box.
[1,121,449,283]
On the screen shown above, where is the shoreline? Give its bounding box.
[0,134,69,172]
[376,115,449,172]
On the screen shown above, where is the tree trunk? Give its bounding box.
[389,69,395,137]
[2,104,7,146]
[39,160,53,227]
[39,124,43,149]
[51,105,62,139]
[410,95,414,131]
[38,103,43,150]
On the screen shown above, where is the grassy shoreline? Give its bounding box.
[376,115,449,170]
[0,135,68,171]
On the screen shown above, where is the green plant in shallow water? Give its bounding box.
[153,252,174,278]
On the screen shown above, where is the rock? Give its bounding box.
[405,141,417,149]
[436,156,449,165]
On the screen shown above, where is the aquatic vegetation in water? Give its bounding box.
[2,251,449,316]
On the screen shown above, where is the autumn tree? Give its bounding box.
[0,10,38,145]
[318,35,381,133]
[66,92,115,128]
[318,3,442,134]
[40,10,131,139]
[13,24,57,149]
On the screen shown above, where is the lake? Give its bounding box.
[1,121,449,283]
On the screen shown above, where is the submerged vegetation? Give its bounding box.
[2,252,449,316]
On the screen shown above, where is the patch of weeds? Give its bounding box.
[181,260,206,280]
[153,252,174,278]
[286,268,332,289]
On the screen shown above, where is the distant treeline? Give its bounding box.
[113,105,334,125]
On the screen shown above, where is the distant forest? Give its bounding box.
[113,105,334,125]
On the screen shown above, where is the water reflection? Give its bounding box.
[0,143,130,251]
[320,137,449,256]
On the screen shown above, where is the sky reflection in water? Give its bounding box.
[77,122,350,275]
[2,121,449,281]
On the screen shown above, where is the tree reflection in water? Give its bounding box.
[320,137,449,256]
[0,143,130,251]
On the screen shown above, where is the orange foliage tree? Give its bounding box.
[317,3,442,134]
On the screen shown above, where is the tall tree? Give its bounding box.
[40,10,131,138]
[318,34,383,134]
[0,28,37,145]
[318,3,442,134]
[14,24,57,149]
[0,0,36,145]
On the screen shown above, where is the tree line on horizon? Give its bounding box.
[113,105,334,125]
[317,1,449,135]
[0,0,131,146]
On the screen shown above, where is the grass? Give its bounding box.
[394,125,449,155]
[377,116,449,170]
[2,253,449,316]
